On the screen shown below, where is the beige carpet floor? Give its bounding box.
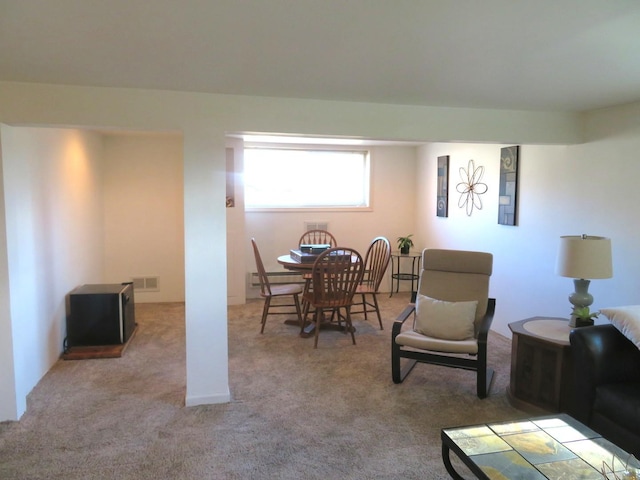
[0,293,528,479]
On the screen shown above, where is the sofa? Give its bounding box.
[569,323,640,457]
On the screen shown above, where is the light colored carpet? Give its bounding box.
[0,293,527,479]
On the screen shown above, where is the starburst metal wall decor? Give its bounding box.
[456,159,488,216]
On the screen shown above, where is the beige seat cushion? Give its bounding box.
[394,330,479,354]
[414,294,477,340]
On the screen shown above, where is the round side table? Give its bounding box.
[507,317,574,413]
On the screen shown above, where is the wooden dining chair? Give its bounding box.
[298,229,338,319]
[302,247,364,348]
[350,236,391,330]
[251,238,303,333]
[298,229,337,249]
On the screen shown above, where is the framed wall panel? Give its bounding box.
[437,155,449,217]
[498,146,519,226]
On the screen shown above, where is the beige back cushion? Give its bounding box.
[415,295,478,340]
[418,249,493,330]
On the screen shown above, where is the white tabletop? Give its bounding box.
[522,318,571,343]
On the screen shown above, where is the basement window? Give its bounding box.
[244,147,370,210]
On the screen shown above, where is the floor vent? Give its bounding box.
[305,221,328,231]
[131,276,160,292]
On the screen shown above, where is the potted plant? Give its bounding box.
[397,235,414,254]
[571,306,599,327]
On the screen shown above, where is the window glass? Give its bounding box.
[244,147,370,209]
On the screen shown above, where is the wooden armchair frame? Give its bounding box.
[351,236,391,330]
[298,229,337,248]
[391,298,496,398]
[302,247,364,348]
[251,238,303,333]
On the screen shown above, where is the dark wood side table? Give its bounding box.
[508,317,574,413]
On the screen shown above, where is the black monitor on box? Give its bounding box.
[66,283,136,348]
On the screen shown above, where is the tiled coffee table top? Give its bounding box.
[442,414,639,479]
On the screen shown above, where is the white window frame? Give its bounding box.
[243,145,372,212]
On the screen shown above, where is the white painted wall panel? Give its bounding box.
[0,126,104,419]
[102,133,185,303]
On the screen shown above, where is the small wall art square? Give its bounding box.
[498,146,519,226]
[437,155,449,217]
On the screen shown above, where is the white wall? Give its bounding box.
[0,132,18,420]
[416,103,640,337]
[0,126,187,420]
[244,145,418,297]
[226,138,247,305]
[0,126,104,419]
[102,133,185,302]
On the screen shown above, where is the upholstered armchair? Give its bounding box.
[391,249,495,398]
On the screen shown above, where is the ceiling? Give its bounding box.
[1,1,640,113]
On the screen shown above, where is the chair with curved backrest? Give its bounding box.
[391,248,495,398]
[298,230,338,318]
[298,229,337,249]
[302,247,364,348]
[251,238,303,333]
[350,236,391,330]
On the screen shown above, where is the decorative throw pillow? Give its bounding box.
[414,294,478,340]
[599,305,640,350]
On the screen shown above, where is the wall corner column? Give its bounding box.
[183,127,230,406]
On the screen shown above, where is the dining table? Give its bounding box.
[277,253,356,337]
[277,254,314,271]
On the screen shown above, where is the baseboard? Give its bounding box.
[185,391,231,407]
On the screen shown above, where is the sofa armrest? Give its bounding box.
[569,324,640,423]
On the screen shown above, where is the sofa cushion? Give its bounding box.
[593,382,640,434]
[600,305,640,350]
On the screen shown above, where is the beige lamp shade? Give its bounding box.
[556,235,613,279]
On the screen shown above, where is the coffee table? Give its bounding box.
[441,414,639,479]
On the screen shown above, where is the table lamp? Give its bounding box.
[556,234,612,327]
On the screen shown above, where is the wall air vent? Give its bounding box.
[131,276,160,292]
[304,221,328,231]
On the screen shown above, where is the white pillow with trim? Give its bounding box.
[415,294,478,340]
[599,305,640,350]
